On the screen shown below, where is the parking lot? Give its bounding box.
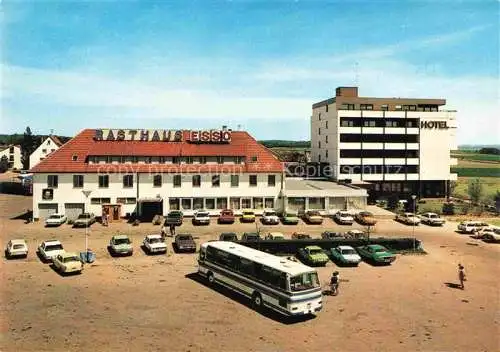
[1,193,499,352]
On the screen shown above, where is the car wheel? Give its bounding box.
[5,250,10,259]
[207,272,215,284]
[252,292,263,310]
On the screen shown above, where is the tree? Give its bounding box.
[21,126,37,170]
[0,155,9,173]
[467,178,483,204]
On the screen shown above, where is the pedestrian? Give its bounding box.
[458,264,466,290]
[169,224,176,237]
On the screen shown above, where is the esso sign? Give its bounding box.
[190,130,232,143]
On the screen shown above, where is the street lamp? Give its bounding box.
[82,190,92,255]
[411,194,417,251]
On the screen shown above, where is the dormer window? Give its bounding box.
[72,155,78,161]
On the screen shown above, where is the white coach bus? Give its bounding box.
[198,241,323,316]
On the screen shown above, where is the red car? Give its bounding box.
[218,209,235,224]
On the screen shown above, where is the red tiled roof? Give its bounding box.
[30,129,284,173]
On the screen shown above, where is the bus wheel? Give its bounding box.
[252,292,263,309]
[207,272,215,284]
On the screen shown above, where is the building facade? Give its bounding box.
[0,145,22,170]
[30,135,64,168]
[311,87,457,199]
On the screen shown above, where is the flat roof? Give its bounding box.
[284,179,367,197]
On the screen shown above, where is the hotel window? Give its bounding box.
[241,198,252,209]
[325,135,328,143]
[98,175,109,188]
[251,156,258,162]
[91,198,111,205]
[217,156,224,164]
[117,197,137,204]
[268,175,276,187]
[42,149,47,153]
[192,175,201,187]
[318,113,321,121]
[230,174,239,187]
[308,197,325,210]
[253,197,264,210]
[123,175,133,188]
[395,105,402,111]
[169,198,180,210]
[193,198,203,210]
[72,155,78,161]
[360,104,373,111]
[9,155,14,161]
[249,175,257,187]
[212,175,220,187]
[234,156,244,164]
[381,104,389,111]
[9,146,14,153]
[363,120,376,127]
[205,198,216,210]
[216,198,227,209]
[181,198,192,210]
[144,157,152,164]
[318,141,321,148]
[325,121,328,129]
[341,103,355,110]
[173,175,182,187]
[403,105,416,111]
[325,104,329,112]
[47,175,58,188]
[341,119,355,127]
[230,197,240,209]
[153,175,162,187]
[185,156,193,164]
[264,197,274,209]
[318,127,321,135]
[159,156,166,164]
[326,150,329,158]
[172,157,181,164]
[199,156,207,164]
[73,175,84,188]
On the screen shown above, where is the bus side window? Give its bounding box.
[199,249,205,261]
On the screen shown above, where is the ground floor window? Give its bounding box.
[169,198,180,210]
[328,197,345,209]
[230,197,240,209]
[91,197,111,205]
[117,197,137,204]
[308,197,325,210]
[264,197,274,209]
[217,198,227,209]
[181,198,192,210]
[347,197,366,209]
[253,197,264,210]
[193,198,203,210]
[241,198,252,209]
[287,197,305,211]
[205,198,216,210]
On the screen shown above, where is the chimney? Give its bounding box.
[336,87,358,98]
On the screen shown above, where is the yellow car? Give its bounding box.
[240,209,256,223]
[52,252,84,275]
[303,210,323,224]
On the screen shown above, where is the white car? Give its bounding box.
[45,213,67,227]
[420,212,445,226]
[457,220,488,234]
[330,245,362,266]
[395,212,421,225]
[261,210,280,225]
[142,234,167,254]
[334,211,354,225]
[345,229,367,239]
[52,252,83,274]
[5,239,28,259]
[193,210,210,225]
[37,240,65,262]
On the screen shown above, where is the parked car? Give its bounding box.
[219,232,238,242]
[45,213,67,227]
[174,234,196,253]
[334,211,354,225]
[329,245,362,266]
[264,232,285,240]
[292,232,311,240]
[303,210,323,224]
[5,239,28,259]
[354,211,377,226]
[281,211,300,225]
[240,209,256,223]
[73,213,96,228]
[261,210,280,225]
[241,232,261,241]
[457,220,488,234]
[356,244,396,264]
[321,231,343,239]
[193,210,210,225]
[395,212,421,226]
[52,252,83,274]
[37,240,65,262]
[420,212,446,226]
[109,235,133,256]
[297,246,329,266]
[165,210,183,226]
[471,226,499,239]
[142,234,167,254]
[344,229,367,239]
[218,209,235,224]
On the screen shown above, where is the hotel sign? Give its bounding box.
[420,121,448,129]
[94,129,231,143]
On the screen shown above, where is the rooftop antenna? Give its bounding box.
[50,129,54,135]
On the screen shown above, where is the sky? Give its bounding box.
[1,1,499,144]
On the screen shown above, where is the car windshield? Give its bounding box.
[286,213,296,217]
[309,249,323,255]
[308,211,320,216]
[178,235,192,241]
[243,211,254,215]
[169,212,182,217]
[290,272,320,292]
[149,238,163,244]
[79,214,91,219]
[13,244,25,249]
[49,215,62,219]
[341,249,357,255]
[114,238,130,245]
[361,212,372,217]
[374,247,387,253]
[45,244,63,251]
[63,256,80,263]
[245,234,258,239]
[222,234,236,239]
[197,212,209,217]
[339,212,350,217]
[265,212,276,216]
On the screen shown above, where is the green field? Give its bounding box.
[451,168,500,177]
[452,177,500,200]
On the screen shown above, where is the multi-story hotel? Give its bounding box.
[31,127,368,221]
[311,87,457,199]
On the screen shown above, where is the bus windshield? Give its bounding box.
[290,272,320,292]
